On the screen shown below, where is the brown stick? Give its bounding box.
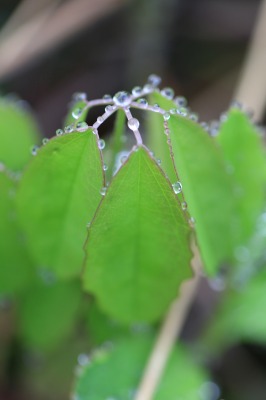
[134,244,202,400]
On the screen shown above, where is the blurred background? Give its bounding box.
[0,0,266,399]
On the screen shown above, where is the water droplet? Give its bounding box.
[105,105,114,113]
[143,84,153,93]
[113,91,132,107]
[172,181,182,194]
[76,121,88,132]
[92,128,98,135]
[199,381,221,400]
[189,113,198,122]
[163,112,170,121]
[170,108,177,114]
[137,98,148,107]
[148,74,161,86]
[77,353,90,366]
[189,217,195,227]
[181,201,187,210]
[38,268,56,285]
[73,92,87,102]
[31,145,38,156]
[152,103,160,112]
[42,138,49,145]
[120,155,127,164]
[56,129,63,136]
[220,113,228,123]
[157,158,162,165]
[176,107,188,117]
[97,116,103,123]
[98,139,105,150]
[132,86,142,96]
[230,100,243,110]
[103,163,108,171]
[72,108,83,119]
[127,118,140,130]
[103,94,112,100]
[86,222,91,228]
[64,124,74,133]
[100,187,107,196]
[200,122,209,131]
[174,96,187,107]
[161,87,174,100]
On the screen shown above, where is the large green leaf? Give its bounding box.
[17,130,104,279]
[0,98,41,170]
[217,109,266,249]
[74,337,208,400]
[168,116,234,275]
[18,280,81,351]
[149,92,235,275]
[206,268,266,348]
[83,145,192,324]
[0,170,33,295]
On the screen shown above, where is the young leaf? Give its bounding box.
[17,130,104,279]
[0,99,41,170]
[0,170,33,295]
[74,337,208,400]
[83,146,192,324]
[217,109,266,249]
[18,280,81,351]
[205,268,266,348]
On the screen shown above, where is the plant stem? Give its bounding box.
[134,242,202,400]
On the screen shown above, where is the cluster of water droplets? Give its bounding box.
[30,74,222,222]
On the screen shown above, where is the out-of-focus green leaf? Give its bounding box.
[0,99,41,170]
[18,280,81,351]
[74,337,208,400]
[64,99,89,127]
[17,130,104,279]
[217,109,266,250]
[206,268,266,348]
[0,170,33,295]
[87,302,128,346]
[83,145,192,324]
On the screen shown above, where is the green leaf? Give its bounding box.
[150,92,235,275]
[87,302,128,346]
[64,99,89,127]
[74,337,208,400]
[206,268,266,348]
[83,146,192,324]
[168,116,234,275]
[0,98,41,170]
[0,170,33,295]
[217,109,266,249]
[17,130,104,279]
[18,279,81,351]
